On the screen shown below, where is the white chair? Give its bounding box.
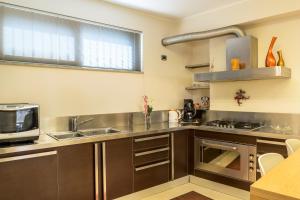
[286,139,300,156]
[258,153,284,176]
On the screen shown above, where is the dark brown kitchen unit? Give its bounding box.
[133,133,171,192]
[103,138,134,200]
[256,137,288,179]
[173,130,190,179]
[58,143,95,200]
[0,150,59,200]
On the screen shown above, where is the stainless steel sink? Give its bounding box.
[48,128,121,140]
[79,128,120,137]
[49,132,85,140]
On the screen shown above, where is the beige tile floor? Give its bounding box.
[118,176,250,200]
[141,182,249,200]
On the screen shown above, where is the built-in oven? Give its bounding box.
[194,137,256,182]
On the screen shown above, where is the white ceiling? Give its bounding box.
[104,0,244,19]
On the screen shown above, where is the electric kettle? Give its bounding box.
[168,110,181,122]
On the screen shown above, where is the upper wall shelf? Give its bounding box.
[194,66,291,82]
[185,63,210,69]
[185,85,210,90]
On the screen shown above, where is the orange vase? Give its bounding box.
[265,36,277,67]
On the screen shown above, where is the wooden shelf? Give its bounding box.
[185,63,210,69]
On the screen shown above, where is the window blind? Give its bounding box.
[0,4,142,72]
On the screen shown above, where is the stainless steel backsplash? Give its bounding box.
[44,109,300,134]
[45,110,169,132]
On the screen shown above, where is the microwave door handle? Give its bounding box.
[202,141,238,151]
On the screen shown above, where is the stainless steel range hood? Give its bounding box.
[194,66,291,82]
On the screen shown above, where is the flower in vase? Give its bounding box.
[143,95,153,117]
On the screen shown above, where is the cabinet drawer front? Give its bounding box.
[0,151,58,200]
[134,161,169,192]
[134,147,169,166]
[134,134,170,151]
[257,139,288,157]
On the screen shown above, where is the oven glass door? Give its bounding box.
[194,138,249,181]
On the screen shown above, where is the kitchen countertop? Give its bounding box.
[250,148,300,200]
[0,122,298,156]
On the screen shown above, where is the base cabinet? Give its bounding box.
[173,130,189,179]
[133,133,171,192]
[58,143,95,200]
[0,150,58,200]
[104,138,134,200]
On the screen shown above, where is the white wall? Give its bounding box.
[0,0,192,129]
[206,13,300,113]
[3,0,300,131]
[179,0,300,33]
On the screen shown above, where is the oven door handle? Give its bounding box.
[202,141,238,151]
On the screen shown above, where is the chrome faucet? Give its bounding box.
[70,116,94,132]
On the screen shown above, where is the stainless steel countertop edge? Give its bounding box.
[0,124,297,155]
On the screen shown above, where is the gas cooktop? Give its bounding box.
[205,120,263,130]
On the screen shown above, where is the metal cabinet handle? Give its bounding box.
[0,151,57,163]
[134,147,169,157]
[171,132,174,181]
[202,141,237,151]
[134,134,169,142]
[257,139,286,146]
[94,143,100,200]
[102,142,107,200]
[135,160,170,171]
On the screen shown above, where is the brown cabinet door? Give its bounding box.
[0,150,58,200]
[105,138,133,200]
[134,161,170,192]
[173,130,189,179]
[58,143,95,200]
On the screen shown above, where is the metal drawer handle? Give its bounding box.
[94,144,100,200]
[135,160,170,171]
[257,139,286,146]
[134,134,169,142]
[0,151,57,163]
[202,141,237,151]
[135,147,169,157]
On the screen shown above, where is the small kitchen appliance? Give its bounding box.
[182,99,196,122]
[0,104,39,143]
[168,110,181,123]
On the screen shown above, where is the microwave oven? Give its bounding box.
[0,104,40,143]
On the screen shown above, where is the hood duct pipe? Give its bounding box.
[162,26,245,46]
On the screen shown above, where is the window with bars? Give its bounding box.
[0,3,143,72]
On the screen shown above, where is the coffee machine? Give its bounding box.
[182,99,197,122]
[181,99,205,124]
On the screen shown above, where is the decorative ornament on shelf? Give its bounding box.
[234,89,250,106]
[277,50,285,67]
[143,95,153,129]
[265,36,277,67]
